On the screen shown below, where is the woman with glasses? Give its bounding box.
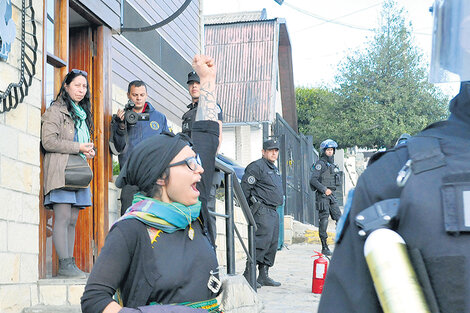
[81,55,222,313]
[41,69,95,278]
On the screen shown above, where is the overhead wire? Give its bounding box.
[283,1,380,32]
[294,2,383,32]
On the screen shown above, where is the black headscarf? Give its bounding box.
[116,132,191,194]
[449,81,470,124]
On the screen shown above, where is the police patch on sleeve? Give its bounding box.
[315,164,322,171]
[150,121,160,130]
[247,176,256,184]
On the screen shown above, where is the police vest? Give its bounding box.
[394,121,470,313]
[319,161,341,189]
[181,104,197,137]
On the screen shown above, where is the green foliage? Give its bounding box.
[297,0,449,149]
[113,160,120,176]
[296,87,341,144]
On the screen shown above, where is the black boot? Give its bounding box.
[321,238,332,256]
[243,263,261,289]
[257,264,281,287]
[58,258,87,278]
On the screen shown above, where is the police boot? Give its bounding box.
[257,264,281,287]
[58,258,87,278]
[243,262,261,289]
[321,238,332,256]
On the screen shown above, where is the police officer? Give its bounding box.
[182,71,223,141]
[310,139,342,256]
[319,1,470,312]
[182,71,224,242]
[241,139,284,287]
[395,133,411,147]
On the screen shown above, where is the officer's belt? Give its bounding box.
[261,203,277,210]
[251,196,277,210]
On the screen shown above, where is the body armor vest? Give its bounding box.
[320,161,340,189]
[396,122,470,313]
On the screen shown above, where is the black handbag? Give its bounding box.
[63,154,93,190]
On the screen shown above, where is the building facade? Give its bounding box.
[0,0,200,311]
[204,13,297,167]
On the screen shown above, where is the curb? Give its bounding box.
[302,229,336,245]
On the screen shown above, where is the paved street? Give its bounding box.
[257,242,328,313]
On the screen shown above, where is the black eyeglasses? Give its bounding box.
[167,154,202,172]
[70,69,88,77]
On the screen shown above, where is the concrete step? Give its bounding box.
[23,305,81,313]
[22,278,86,312]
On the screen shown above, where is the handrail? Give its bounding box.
[214,158,258,290]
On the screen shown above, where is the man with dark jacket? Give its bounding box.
[182,71,223,241]
[319,1,470,311]
[310,139,342,256]
[241,139,284,287]
[111,80,169,214]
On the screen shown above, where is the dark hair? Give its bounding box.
[144,168,170,198]
[53,70,94,136]
[128,80,147,94]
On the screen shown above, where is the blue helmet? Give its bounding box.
[395,133,411,147]
[320,139,338,153]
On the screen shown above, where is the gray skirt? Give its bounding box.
[44,187,92,209]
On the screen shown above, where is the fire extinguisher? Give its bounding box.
[312,250,329,294]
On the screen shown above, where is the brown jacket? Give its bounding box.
[41,99,82,195]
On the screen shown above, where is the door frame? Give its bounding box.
[39,0,112,278]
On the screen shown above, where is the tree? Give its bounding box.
[296,87,341,145]
[298,0,449,149]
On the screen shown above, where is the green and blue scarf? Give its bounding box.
[71,101,90,159]
[117,193,201,233]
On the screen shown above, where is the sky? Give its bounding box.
[202,0,459,97]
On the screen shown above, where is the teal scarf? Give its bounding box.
[117,193,201,233]
[71,101,90,143]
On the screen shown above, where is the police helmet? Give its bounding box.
[320,139,338,154]
[395,133,411,147]
[430,0,470,83]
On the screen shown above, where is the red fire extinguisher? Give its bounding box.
[312,250,329,294]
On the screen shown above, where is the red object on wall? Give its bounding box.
[312,251,329,294]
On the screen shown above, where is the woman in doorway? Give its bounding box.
[81,55,221,313]
[41,69,95,278]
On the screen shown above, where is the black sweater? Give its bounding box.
[81,121,220,313]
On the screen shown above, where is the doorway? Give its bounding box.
[40,1,112,278]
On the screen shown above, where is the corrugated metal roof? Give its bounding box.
[204,9,267,25]
[205,20,277,123]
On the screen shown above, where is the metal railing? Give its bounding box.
[213,158,258,290]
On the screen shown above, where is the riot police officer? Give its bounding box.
[310,139,342,256]
[241,139,284,287]
[319,1,470,312]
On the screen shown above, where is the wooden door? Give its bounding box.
[69,27,94,272]
[69,25,112,272]
[69,25,111,272]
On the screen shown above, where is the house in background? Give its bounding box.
[204,11,297,167]
[0,0,201,311]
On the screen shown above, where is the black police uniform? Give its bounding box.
[181,101,223,243]
[310,156,342,241]
[241,157,284,267]
[318,83,470,313]
[181,101,223,138]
